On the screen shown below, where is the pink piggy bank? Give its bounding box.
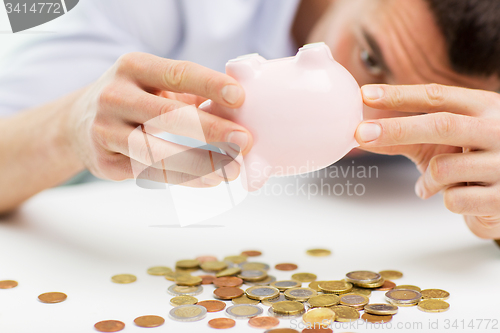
[201,42,363,191]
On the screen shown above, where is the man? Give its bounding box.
[0,0,499,239]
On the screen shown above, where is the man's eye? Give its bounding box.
[360,49,383,76]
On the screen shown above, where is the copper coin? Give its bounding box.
[38,292,67,303]
[275,263,298,271]
[214,287,244,300]
[214,276,243,288]
[375,280,396,291]
[134,315,165,328]
[242,250,262,257]
[361,313,393,323]
[302,329,333,333]
[197,300,227,312]
[0,280,18,289]
[199,275,216,285]
[248,316,280,329]
[94,320,125,332]
[208,318,236,329]
[196,255,218,263]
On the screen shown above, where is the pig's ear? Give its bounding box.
[226,54,265,82]
[295,42,335,68]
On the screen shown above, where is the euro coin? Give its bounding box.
[361,313,392,323]
[307,294,340,308]
[111,274,136,284]
[0,280,18,289]
[418,299,450,313]
[346,271,381,284]
[216,267,241,277]
[379,270,403,280]
[275,263,298,271]
[351,287,372,296]
[213,286,244,300]
[164,271,191,281]
[146,266,172,276]
[238,269,268,282]
[94,320,125,332]
[364,303,398,316]
[232,295,260,305]
[385,289,422,306]
[175,275,202,286]
[224,255,248,264]
[302,308,336,327]
[169,304,207,322]
[241,250,262,257]
[196,255,218,263]
[267,307,304,319]
[261,293,286,306]
[214,277,243,288]
[318,281,353,294]
[394,285,421,292]
[170,295,198,306]
[226,304,263,319]
[420,289,450,300]
[38,292,67,304]
[272,301,305,315]
[198,275,216,285]
[284,288,317,302]
[329,305,359,322]
[291,273,317,283]
[240,262,270,271]
[167,285,203,296]
[201,261,228,272]
[175,259,200,270]
[133,315,165,328]
[306,249,332,257]
[339,293,369,309]
[270,280,301,292]
[248,316,280,329]
[246,275,276,286]
[246,286,280,300]
[308,281,326,292]
[197,300,226,312]
[208,318,236,329]
[355,278,385,289]
[375,280,396,291]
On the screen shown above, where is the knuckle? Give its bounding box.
[189,151,211,176]
[428,156,447,184]
[98,84,122,109]
[389,87,405,108]
[433,113,457,139]
[164,60,189,90]
[387,120,406,143]
[424,84,447,108]
[443,190,463,214]
[90,121,111,150]
[115,52,144,75]
[204,118,222,143]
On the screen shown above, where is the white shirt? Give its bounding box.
[0,0,300,116]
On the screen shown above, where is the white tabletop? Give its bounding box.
[1,156,499,333]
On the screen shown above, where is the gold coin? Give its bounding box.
[318,281,353,294]
[224,255,247,264]
[0,280,18,289]
[164,271,191,281]
[272,301,305,315]
[111,274,136,284]
[308,294,340,308]
[394,285,421,292]
[361,313,393,323]
[339,293,369,309]
[308,281,326,292]
[271,280,301,292]
[306,249,332,257]
[379,270,403,280]
[364,303,398,316]
[147,266,172,276]
[240,262,270,271]
[133,315,165,328]
[421,289,450,300]
[201,261,228,272]
[38,292,67,304]
[284,288,317,302]
[418,299,450,313]
[175,275,202,286]
[175,259,200,269]
[246,286,280,300]
[345,271,381,283]
[232,295,260,305]
[355,278,385,289]
[291,273,317,283]
[351,287,372,296]
[329,305,360,322]
[216,267,241,277]
[170,295,198,306]
[302,307,336,327]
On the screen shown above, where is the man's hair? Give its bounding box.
[425,0,500,78]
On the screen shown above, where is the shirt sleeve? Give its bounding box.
[0,0,181,117]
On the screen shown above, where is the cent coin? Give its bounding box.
[111,274,136,284]
[0,280,18,289]
[275,263,298,271]
[38,292,67,304]
[169,304,207,322]
[208,318,236,329]
[94,320,125,332]
[214,277,243,288]
[133,315,165,328]
[214,287,244,300]
[197,300,227,312]
[241,250,262,257]
[364,303,398,315]
[248,316,280,329]
[361,313,393,323]
[226,304,263,319]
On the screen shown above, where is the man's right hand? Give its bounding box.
[65,52,252,187]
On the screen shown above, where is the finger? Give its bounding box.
[116,53,244,108]
[361,84,496,116]
[102,88,252,155]
[443,185,500,217]
[464,215,500,239]
[355,113,496,149]
[416,152,500,199]
[110,126,241,181]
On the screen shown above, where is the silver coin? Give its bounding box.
[169,304,207,322]
[245,275,276,286]
[267,307,304,319]
[167,284,203,296]
[226,304,263,319]
[340,294,368,305]
[261,293,286,306]
[345,271,382,284]
[239,262,270,271]
[385,289,422,304]
[284,288,317,301]
[238,269,267,281]
[271,280,301,291]
[364,303,399,315]
[248,287,279,297]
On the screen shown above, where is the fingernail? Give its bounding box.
[415,181,424,199]
[198,99,211,110]
[215,160,239,180]
[221,85,242,105]
[362,86,384,100]
[227,131,249,152]
[358,123,381,143]
[202,177,220,186]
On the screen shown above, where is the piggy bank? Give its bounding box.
[201,42,363,191]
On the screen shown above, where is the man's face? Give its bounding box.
[308,0,500,118]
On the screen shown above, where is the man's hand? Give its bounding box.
[355,84,500,239]
[66,52,253,187]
